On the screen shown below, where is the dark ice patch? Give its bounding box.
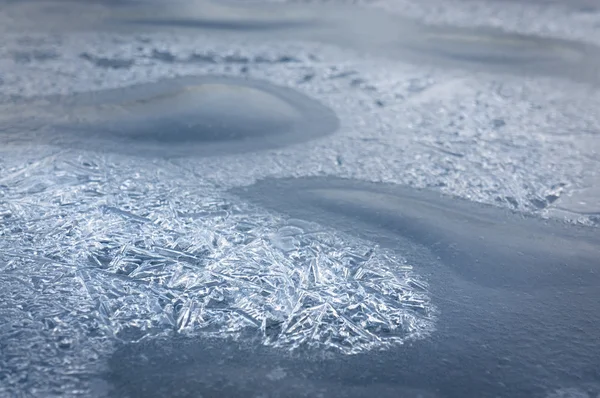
[232,177,600,291]
[24,76,338,157]
[105,0,318,33]
[106,337,440,398]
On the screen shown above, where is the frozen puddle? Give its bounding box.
[10,76,338,157]
[0,153,434,396]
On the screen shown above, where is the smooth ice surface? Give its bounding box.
[234,177,600,290]
[6,76,338,156]
[77,83,301,142]
[232,176,600,398]
[112,1,317,31]
[1,0,600,396]
[106,337,443,398]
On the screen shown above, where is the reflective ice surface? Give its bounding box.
[234,177,600,398]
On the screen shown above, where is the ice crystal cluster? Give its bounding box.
[0,151,435,375]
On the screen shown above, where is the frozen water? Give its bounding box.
[0,0,599,396]
[233,176,600,398]
[110,2,600,83]
[234,177,600,290]
[0,151,435,396]
[6,76,338,157]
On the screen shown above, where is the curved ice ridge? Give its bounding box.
[0,152,435,361]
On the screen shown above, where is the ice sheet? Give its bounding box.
[0,1,599,396]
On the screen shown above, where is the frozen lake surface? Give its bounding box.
[0,0,599,397]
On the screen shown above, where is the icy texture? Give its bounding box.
[2,29,597,223]
[0,149,435,394]
[81,206,434,352]
[42,76,338,157]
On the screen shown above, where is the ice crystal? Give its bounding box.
[0,148,435,395]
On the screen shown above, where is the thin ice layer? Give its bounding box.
[0,149,435,395]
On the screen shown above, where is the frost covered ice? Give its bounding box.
[81,207,434,352]
[0,149,435,395]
